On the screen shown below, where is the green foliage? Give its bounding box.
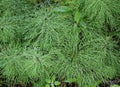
[111,85,120,87]
[45,75,61,87]
[0,0,120,87]
[53,0,81,24]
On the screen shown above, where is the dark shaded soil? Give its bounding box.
[1,76,120,87]
[99,76,120,87]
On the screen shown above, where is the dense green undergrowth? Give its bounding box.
[0,0,120,87]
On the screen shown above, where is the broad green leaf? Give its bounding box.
[51,84,54,87]
[46,79,51,83]
[80,21,87,29]
[110,85,120,87]
[84,84,96,87]
[65,0,76,4]
[54,81,61,85]
[73,23,78,30]
[74,10,80,23]
[52,75,56,81]
[84,81,101,87]
[33,82,42,87]
[64,78,76,83]
[45,84,50,87]
[53,6,73,13]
